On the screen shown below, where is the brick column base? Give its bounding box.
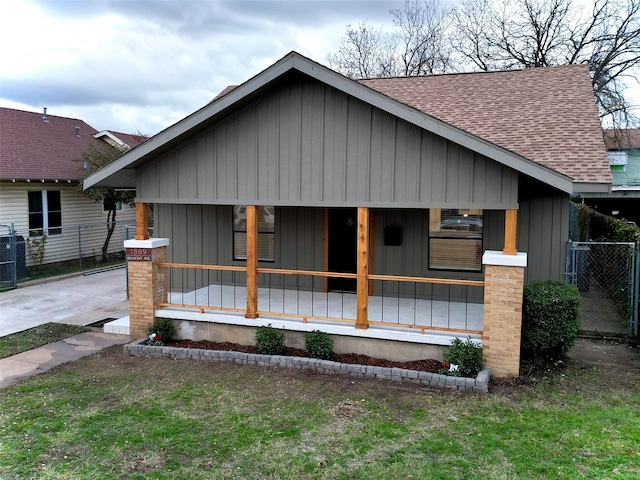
[125,238,170,339]
[482,251,527,378]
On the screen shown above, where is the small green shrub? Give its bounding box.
[442,337,484,377]
[146,318,176,345]
[255,324,285,355]
[522,280,581,366]
[304,330,334,359]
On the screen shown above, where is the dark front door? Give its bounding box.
[328,208,357,292]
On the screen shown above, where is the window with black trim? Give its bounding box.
[28,190,62,236]
[233,205,275,261]
[429,208,483,271]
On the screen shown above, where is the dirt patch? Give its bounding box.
[332,399,367,418]
[567,337,640,368]
[167,339,445,374]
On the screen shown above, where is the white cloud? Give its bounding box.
[1,0,403,134]
[1,0,637,134]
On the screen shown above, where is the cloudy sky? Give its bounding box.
[0,0,404,135]
[1,0,638,136]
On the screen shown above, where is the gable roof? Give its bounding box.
[0,107,144,181]
[603,128,640,150]
[94,130,145,150]
[85,51,609,194]
[359,65,611,188]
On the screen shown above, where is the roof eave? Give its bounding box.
[572,182,612,194]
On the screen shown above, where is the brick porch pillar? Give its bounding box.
[124,238,170,339]
[482,251,527,378]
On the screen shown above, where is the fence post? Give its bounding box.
[634,249,639,336]
[565,240,573,284]
[78,225,82,272]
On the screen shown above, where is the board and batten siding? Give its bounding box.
[0,182,135,266]
[137,80,519,209]
[517,177,569,281]
[157,204,325,291]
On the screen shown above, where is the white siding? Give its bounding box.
[0,181,135,265]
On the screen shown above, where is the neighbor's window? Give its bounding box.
[28,190,62,236]
[608,151,627,172]
[233,205,275,261]
[429,208,483,271]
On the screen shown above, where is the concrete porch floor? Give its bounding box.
[107,283,483,342]
[166,283,483,330]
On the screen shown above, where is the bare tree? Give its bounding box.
[327,22,389,78]
[77,137,146,262]
[390,0,454,75]
[328,0,640,125]
[327,0,454,78]
[452,0,640,124]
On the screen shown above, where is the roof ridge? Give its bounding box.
[357,63,588,82]
[0,106,92,124]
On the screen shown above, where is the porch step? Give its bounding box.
[104,316,130,336]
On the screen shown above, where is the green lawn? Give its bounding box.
[0,346,638,479]
[0,323,89,359]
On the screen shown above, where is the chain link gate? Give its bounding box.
[0,224,17,289]
[566,241,638,336]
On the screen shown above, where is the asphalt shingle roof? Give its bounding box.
[0,107,144,181]
[359,64,611,185]
[603,128,640,150]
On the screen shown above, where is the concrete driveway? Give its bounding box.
[0,267,128,337]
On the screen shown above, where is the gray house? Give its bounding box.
[86,52,610,377]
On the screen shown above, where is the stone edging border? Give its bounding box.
[124,338,490,393]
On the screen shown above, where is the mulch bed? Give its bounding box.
[166,339,444,374]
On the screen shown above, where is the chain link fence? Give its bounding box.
[0,222,139,286]
[566,241,638,335]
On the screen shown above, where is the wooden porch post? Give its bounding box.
[323,208,329,293]
[368,209,375,296]
[135,202,149,240]
[245,205,258,319]
[356,207,369,329]
[503,209,518,255]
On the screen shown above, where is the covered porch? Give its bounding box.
[126,203,526,377]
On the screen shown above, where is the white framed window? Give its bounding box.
[28,190,62,236]
[233,205,275,262]
[429,208,483,271]
[608,151,628,172]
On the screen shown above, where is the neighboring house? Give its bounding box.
[86,52,610,377]
[583,128,640,225]
[0,107,143,270]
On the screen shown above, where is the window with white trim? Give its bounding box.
[429,208,483,271]
[608,151,628,172]
[233,205,275,261]
[28,190,62,236]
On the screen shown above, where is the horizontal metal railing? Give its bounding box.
[157,263,247,314]
[257,268,358,325]
[156,262,484,334]
[367,274,484,334]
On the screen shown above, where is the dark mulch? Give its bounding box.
[166,339,444,373]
